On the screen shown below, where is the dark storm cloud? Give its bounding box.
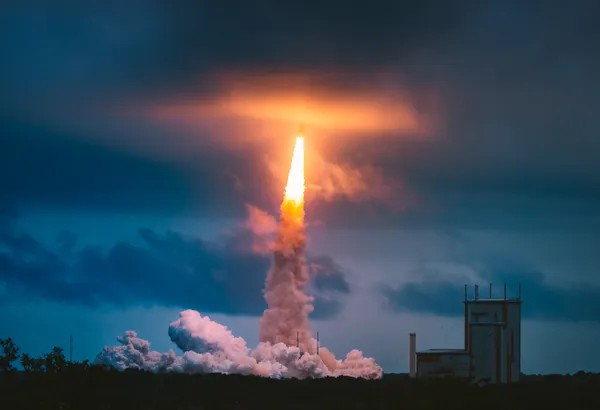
[305,255,351,319]
[56,231,78,255]
[0,0,467,103]
[0,217,350,319]
[1,0,600,229]
[308,255,351,294]
[381,253,600,322]
[0,119,276,218]
[140,0,466,88]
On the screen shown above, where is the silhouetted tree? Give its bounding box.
[67,358,90,372]
[20,352,48,373]
[20,353,34,372]
[44,346,67,373]
[33,356,45,372]
[3,335,600,410]
[0,337,20,372]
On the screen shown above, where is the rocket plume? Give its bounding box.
[259,136,314,351]
[96,133,383,379]
[283,136,305,206]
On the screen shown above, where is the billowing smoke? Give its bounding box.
[96,137,382,379]
[97,310,382,379]
[259,201,314,351]
[96,214,382,379]
[95,330,178,372]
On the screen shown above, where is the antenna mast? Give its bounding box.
[69,334,73,362]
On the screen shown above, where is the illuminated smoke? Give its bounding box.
[258,204,314,351]
[259,137,313,350]
[97,310,382,379]
[96,136,383,379]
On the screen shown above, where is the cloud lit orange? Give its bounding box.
[149,72,426,135]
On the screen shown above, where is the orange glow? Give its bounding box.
[149,72,427,135]
[154,94,419,134]
[283,136,305,208]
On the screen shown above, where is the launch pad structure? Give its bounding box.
[409,283,522,384]
[295,331,320,358]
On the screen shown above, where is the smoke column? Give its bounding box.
[259,136,314,351]
[96,135,383,379]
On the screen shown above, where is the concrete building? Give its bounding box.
[410,284,522,383]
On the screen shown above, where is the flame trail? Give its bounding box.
[259,136,314,352]
[96,133,383,379]
[283,136,305,206]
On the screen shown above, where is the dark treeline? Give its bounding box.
[1,337,599,410]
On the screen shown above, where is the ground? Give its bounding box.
[1,370,599,410]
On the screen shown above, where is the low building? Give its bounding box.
[409,284,522,384]
[416,349,469,378]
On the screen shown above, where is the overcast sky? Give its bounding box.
[1,0,600,374]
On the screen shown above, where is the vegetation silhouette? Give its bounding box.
[1,337,598,409]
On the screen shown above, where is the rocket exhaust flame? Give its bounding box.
[96,131,383,379]
[259,135,312,351]
[283,136,305,207]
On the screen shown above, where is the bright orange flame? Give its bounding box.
[283,136,305,207]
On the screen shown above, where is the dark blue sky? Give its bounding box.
[1,0,600,374]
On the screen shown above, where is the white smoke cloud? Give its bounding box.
[96,310,382,379]
[95,330,178,372]
[259,205,315,351]
[96,152,383,380]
